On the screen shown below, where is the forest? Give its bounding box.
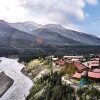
[1,45,100,62]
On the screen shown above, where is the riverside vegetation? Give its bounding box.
[22,58,100,100]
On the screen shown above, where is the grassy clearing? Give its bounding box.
[24,59,49,79]
[26,59,45,72]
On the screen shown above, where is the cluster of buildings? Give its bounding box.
[74,57,100,79]
[52,55,83,67]
[51,55,100,85]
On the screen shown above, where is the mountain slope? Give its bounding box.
[0,20,36,48]
[33,28,85,45]
[1,20,100,46]
[42,24,100,45]
[9,20,100,45]
[0,20,83,48]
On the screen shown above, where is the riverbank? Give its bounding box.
[21,59,49,82]
[0,71,14,97]
[21,67,33,81]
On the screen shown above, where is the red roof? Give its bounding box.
[72,72,100,79]
[74,62,86,70]
[72,72,81,79]
[88,72,100,79]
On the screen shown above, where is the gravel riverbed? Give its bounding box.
[0,57,33,100]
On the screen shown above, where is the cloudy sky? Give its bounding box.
[0,0,100,36]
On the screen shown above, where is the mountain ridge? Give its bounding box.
[0,20,36,48]
[8,20,100,45]
[0,20,100,46]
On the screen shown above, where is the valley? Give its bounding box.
[0,20,100,100]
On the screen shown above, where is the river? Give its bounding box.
[0,57,33,100]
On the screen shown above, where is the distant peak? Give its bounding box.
[0,20,6,23]
[0,20,8,25]
[23,21,41,25]
[0,19,12,28]
[43,24,65,30]
[23,21,35,24]
[46,24,62,27]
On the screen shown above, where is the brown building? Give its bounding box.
[74,61,87,73]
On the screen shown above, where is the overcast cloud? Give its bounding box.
[0,0,98,30]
